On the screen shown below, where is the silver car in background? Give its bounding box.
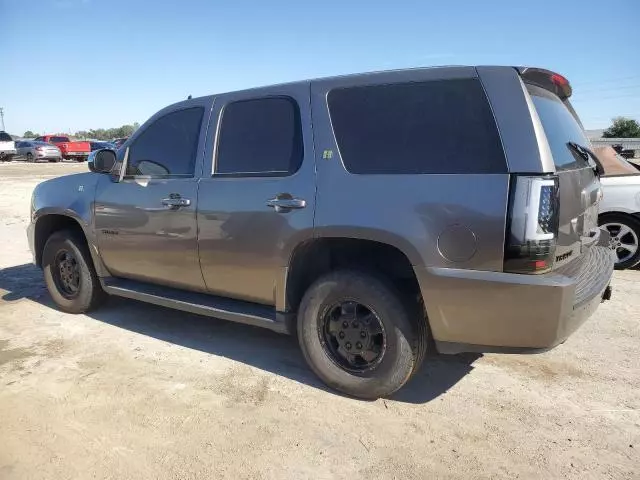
[15,141,62,162]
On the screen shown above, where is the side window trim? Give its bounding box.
[211,95,303,178]
[124,106,204,179]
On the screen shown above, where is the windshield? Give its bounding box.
[50,136,69,142]
[527,84,591,171]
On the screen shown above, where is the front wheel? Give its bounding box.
[599,213,640,270]
[42,230,107,313]
[297,270,425,399]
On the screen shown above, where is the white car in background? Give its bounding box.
[0,131,16,161]
[596,146,640,269]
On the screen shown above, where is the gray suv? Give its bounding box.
[28,66,614,398]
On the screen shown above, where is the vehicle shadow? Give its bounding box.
[0,263,479,404]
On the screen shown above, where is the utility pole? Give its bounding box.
[0,108,5,131]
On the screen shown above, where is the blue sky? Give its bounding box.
[1,0,638,135]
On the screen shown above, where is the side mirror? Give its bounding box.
[88,149,116,174]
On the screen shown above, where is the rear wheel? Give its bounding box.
[297,270,425,399]
[599,213,640,269]
[26,152,34,162]
[42,230,107,313]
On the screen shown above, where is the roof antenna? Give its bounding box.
[187,95,192,100]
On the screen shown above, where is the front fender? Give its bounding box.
[30,172,109,276]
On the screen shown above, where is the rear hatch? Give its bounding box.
[522,71,602,271]
[504,68,603,274]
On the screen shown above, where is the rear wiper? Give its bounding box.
[567,142,604,176]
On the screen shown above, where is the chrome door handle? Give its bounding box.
[162,197,191,208]
[266,196,306,213]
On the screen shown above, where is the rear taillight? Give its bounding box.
[35,146,44,151]
[504,175,560,274]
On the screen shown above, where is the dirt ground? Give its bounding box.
[0,161,638,480]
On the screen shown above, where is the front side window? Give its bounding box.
[126,107,204,177]
[215,97,303,176]
[50,136,69,143]
[328,78,507,174]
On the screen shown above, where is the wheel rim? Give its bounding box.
[53,249,81,298]
[318,301,386,374]
[27,153,33,162]
[602,222,639,264]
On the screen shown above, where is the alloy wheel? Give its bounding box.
[602,222,639,264]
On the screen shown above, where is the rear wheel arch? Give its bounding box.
[285,237,423,312]
[284,238,430,370]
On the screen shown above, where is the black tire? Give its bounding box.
[599,213,640,270]
[297,270,425,399]
[42,230,107,313]
[26,152,34,163]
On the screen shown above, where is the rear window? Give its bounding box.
[527,84,590,171]
[0,132,12,142]
[327,78,507,174]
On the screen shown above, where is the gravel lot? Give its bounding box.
[0,161,638,480]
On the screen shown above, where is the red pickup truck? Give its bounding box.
[35,135,91,161]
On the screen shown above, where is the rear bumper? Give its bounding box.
[417,243,615,354]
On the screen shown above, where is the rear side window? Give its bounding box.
[0,132,13,142]
[126,107,203,177]
[50,136,69,142]
[328,78,506,174]
[527,84,591,171]
[215,97,303,176]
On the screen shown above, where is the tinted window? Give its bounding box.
[126,107,203,177]
[215,97,303,175]
[50,136,69,142]
[527,85,590,170]
[0,132,12,142]
[328,78,506,174]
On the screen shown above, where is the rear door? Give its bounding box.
[524,82,602,268]
[197,82,315,307]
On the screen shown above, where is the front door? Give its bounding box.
[197,83,316,306]
[95,100,212,291]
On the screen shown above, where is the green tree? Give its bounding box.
[23,130,36,138]
[602,117,640,138]
[75,123,139,141]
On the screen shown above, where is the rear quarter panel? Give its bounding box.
[310,67,510,271]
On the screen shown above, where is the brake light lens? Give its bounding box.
[35,146,44,151]
[550,73,569,87]
[504,175,560,274]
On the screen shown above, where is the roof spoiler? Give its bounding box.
[516,67,573,100]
